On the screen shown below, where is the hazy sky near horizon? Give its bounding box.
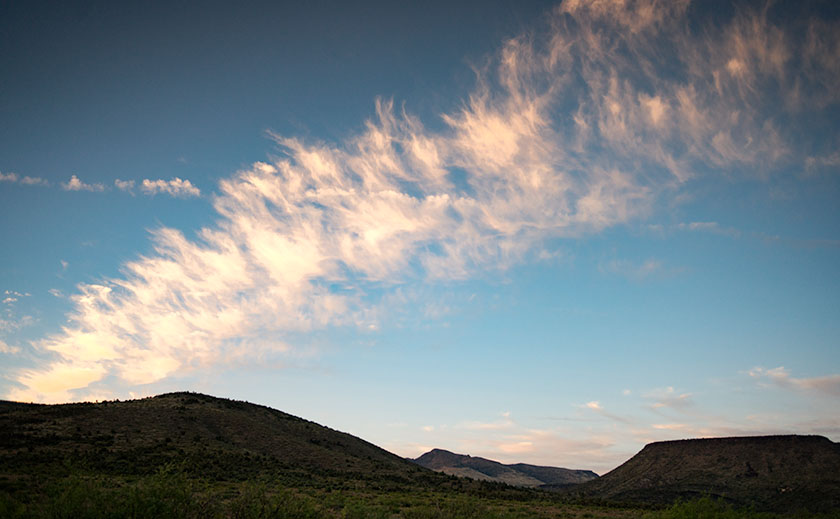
[2,0,839,473]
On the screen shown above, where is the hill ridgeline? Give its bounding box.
[412,448,598,488]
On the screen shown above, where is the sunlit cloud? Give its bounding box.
[1,171,49,186]
[3,290,29,305]
[402,410,621,473]
[644,386,694,411]
[458,411,516,431]
[114,179,135,193]
[581,400,632,424]
[8,0,840,402]
[651,423,688,431]
[19,176,49,186]
[749,366,840,397]
[675,221,741,238]
[140,178,200,197]
[62,175,105,192]
[0,339,21,355]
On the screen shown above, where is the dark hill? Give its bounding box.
[567,435,840,512]
[0,392,440,489]
[412,448,598,488]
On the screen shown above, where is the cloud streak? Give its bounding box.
[8,1,840,402]
[62,175,105,192]
[749,367,840,397]
[115,178,201,198]
[1,171,49,186]
[140,178,201,197]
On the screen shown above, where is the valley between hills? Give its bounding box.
[1,392,838,518]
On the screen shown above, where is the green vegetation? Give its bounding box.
[5,471,838,519]
[641,496,840,519]
[571,435,840,513]
[2,393,838,518]
[0,466,641,518]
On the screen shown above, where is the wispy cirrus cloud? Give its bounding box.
[8,1,840,403]
[0,339,21,355]
[457,411,515,431]
[599,258,665,280]
[675,221,742,238]
[581,400,633,424]
[749,366,840,397]
[644,387,694,411]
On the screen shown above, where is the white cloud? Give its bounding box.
[644,386,694,410]
[749,366,840,397]
[458,412,515,431]
[560,0,690,34]
[581,400,632,424]
[8,0,840,402]
[0,315,35,333]
[0,339,20,354]
[651,423,688,431]
[114,179,135,192]
[397,411,621,473]
[2,291,29,305]
[1,171,48,186]
[62,175,105,192]
[675,221,741,238]
[140,178,200,197]
[20,176,49,186]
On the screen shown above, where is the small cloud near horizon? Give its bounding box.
[749,367,840,397]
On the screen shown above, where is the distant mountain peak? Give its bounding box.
[412,448,598,488]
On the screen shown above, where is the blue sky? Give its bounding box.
[1,0,839,473]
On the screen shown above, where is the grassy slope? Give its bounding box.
[0,392,648,518]
[1,393,837,517]
[0,392,447,486]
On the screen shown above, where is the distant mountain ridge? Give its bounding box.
[4,393,839,513]
[566,435,840,512]
[411,448,598,488]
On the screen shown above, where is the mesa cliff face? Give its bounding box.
[566,435,840,512]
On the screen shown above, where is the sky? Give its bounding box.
[1,0,839,474]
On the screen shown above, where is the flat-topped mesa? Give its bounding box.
[567,434,840,513]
